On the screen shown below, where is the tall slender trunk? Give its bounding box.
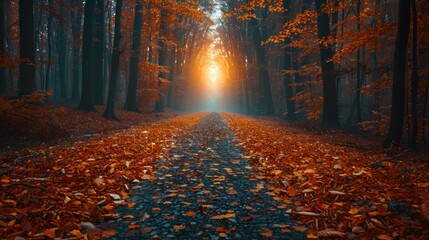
[0,0,6,93]
[282,0,296,120]
[104,0,123,120]
[78,0,96,111]
[356,0,362,122]
[410,0,418,149]
[45,0,53,90]
[383,0,410,148]
[57,2,67,99]
[18,0,36,96]
[93,0,104,105]
[250,16,274,115]
[166,47,176,108]
[154,6,167,113]
[124,1,143,112]
[71,2,83,101]
[315,0,339,128]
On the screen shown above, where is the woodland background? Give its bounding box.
[0,0,428,149]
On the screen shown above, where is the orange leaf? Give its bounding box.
[186,211,197,217]
[70,229,83,238]
[44,228,56,238]
[102,229,116,237]
[174,225,186,230]
[128,224,140,229]
[210,213,235,220]
[287,186,297,197]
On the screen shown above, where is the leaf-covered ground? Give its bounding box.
[101,112,304,239]
[223,113,429,239]
[1,112,428,239]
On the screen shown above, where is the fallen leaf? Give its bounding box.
[102,229,116,237]
[141,227,152,234]
[210,213,235,220]
[286,186,297,197]
[44,228,57,238]
[186,211,197,217]
[293,226,307,232]
[174,224,186,230]
[128,224,140,229]
[377,234,393,240]
[317,229,346,238]
[70,229,83,238]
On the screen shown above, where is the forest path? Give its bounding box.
[101,113,304,239]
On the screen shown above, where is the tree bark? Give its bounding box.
[93,0,105,105]
[356,0,362,122]
[18,0,36,96]
[315,0,339,128]
[124,0,143,112]
[383,0,410,148]
[282,0,296,120]
[71,1,83,101]
[104,0,123,120]
[0,0,6,94]
[154,6,167,113]
[409,0,418,149]
[57,2,67,99]
[78,0,96,111]
[250,15,274,115]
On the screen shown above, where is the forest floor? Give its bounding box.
[0,112,428,239]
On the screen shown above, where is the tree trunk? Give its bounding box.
[18,0,36,96]
[57,2,67,99]
[282,0,296,120]
[250,16,274,115]
[154,7,167,113]
[383,0,410,148]
[45,0,53,90]
[93,0,104,105]
[356,0,362,122]
[0,0,6,94]
[315,0,339,128]
[409,0,418,149]
[71,1,83,101]
[166,47,176,108]
[124,0,143,112]
[78,0,96,111]
[104,0,122,120]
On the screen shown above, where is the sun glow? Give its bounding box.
[209,65,219,84]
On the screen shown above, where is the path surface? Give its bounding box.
[101,113,303,239]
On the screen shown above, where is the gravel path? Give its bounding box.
[101,113,304,239]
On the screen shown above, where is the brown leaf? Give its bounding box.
[210,213,235,220]
[317,229,346,238]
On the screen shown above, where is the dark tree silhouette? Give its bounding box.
[0,0,6,93]
[78,0,97,111]
[124,0,143,112]
[104,0,123,120]
[45,0,53,90]
[315,0,339,128]
[93,0,105,105]
[154,7,167,113]
[282,0,296,120]
[57,2,67,99]
[71,1,83,101]
[18,0,36,96]
[250,13,274,115]
[410,0,418,149]
[383,0,411,148]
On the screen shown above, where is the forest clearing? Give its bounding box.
[1,0,429,239]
